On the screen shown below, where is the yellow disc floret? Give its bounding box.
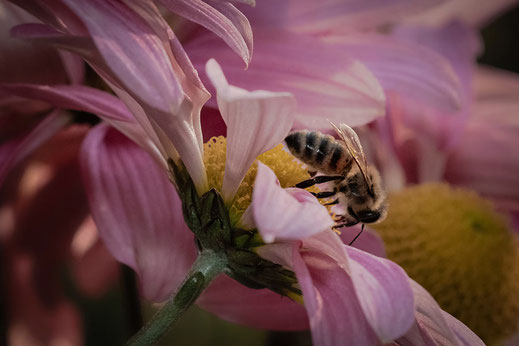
[203,136,314,226]
[372,183,519,345]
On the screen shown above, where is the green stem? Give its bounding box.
[127,250,226,345]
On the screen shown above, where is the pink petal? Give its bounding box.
[474,66,519,101]
[243,0,444,34]
[9,0,87,34]
[72,229,120,298]
[324,34,462,112]
[58,50,85,84]
[0,84,131,121]
[205,59,296,202]
[10,23,105,68]
[80,125,197,302]
[251,163,334,243]
[346,246,415,343]
[444,68,519,216]
[292,243,380,346]
[12,4,211,187]
[0,110,69,186]
[61,0,184,113]
[392,21,481,100]
[158,0,252,65]
[188,31,385,130]
[197,274,309,330]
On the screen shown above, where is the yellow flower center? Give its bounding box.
[372,183,519,344]
[203,136,315,227]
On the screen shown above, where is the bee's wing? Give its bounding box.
[330,121,372,187]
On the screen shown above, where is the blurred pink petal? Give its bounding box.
[158,0,253,65]
[8,256,83,346]
[0,1,71,85]
[206,59,296,202]
[444,70,519,218]
[1,126,92,346]
[198,275,309,330]
[80,125,197,302]
[474,65,519,100]
[324,34,462,113]
[242,0,444,34]
[72,223,120,298]
[406,0,519,28]
[0,110,69,186]
[250,163,333,243]
[188,31,385,130]
[392,21,481,98]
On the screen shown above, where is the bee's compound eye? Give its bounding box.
[357,210,380,223]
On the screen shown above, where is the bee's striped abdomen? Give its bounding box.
[285,131,352,174]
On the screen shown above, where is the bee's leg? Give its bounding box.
[325,198,339,206]
[333,214,346,222]
[311,189,337,199]
[296,175,345,189]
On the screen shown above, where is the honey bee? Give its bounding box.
[285,122,387,232]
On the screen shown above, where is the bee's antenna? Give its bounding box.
[348,224,365,246]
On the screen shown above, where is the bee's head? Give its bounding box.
[341,165,387,224]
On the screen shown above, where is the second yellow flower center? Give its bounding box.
[372,183,519,344]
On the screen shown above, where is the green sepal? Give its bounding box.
[167,159,301,301]
[197,189,232,251]
[232,229,264,249]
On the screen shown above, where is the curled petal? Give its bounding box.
[403,280,484,345]
[206,59,296,202]
[80,125,197,301]
[441,311,485,346]
[346,246,415,343]
[292,244,379,346]
[251,162,334,243]
[158,0,252,65]
[190,32,385,130]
